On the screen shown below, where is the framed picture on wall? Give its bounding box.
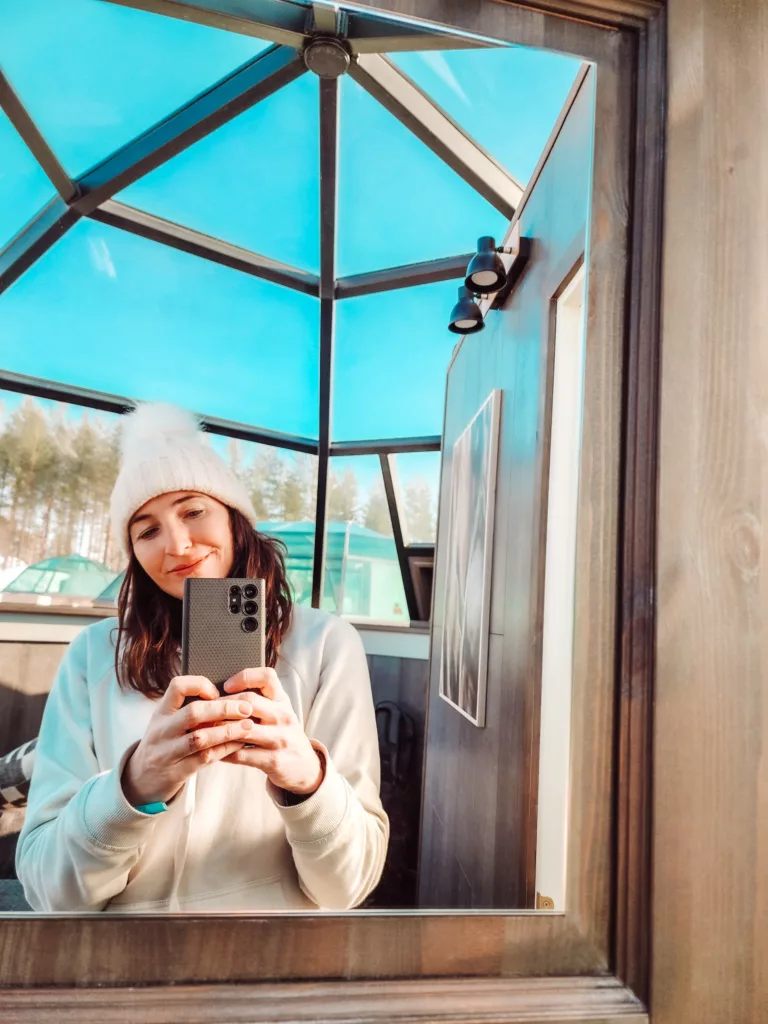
[439,388,502,728]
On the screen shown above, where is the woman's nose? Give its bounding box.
[164,520,193,556]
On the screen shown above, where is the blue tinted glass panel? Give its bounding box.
[393,451,441,544]
[120,75,320,273]
[323,455,407,623]
[0,0,270,176]
[337,76,507,277]
[0,109,54,248]
[1,220,319,437]
[333,279,457,440]
[391,48,582,185]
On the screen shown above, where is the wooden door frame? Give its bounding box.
[0,0,665,1019]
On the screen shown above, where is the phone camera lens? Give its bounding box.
[229,585,241,596]
[242,600,257,615]
[229,601,240,614]
[241,616,258,633]
[243,584,257,599]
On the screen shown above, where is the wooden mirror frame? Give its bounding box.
[0,0,664,1019]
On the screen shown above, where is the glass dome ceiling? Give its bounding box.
[0,0,582,448]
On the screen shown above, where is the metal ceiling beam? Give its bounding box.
[90,201,320,296]
[0,371,319,453]
[348,35,489,54]
[73,45,305,215]
[0,199,80,297]
[331,437,441,456]
[0,72,77,204]
[309,2,346,35]
[311,76,340,609]
[99,0,307,48]
[335,253,473,299]
[101,0,491,53]
[379,453,419,621]
[349,53,524,219]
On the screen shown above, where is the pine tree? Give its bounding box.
[404,477,436,543]
[327,467,359,523]
[363,479,393,535]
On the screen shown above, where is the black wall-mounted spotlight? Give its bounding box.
[465,236,511,293]
[448,286,485,335]
[465,223,532,308]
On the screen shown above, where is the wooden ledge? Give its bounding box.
[0,976,647,1023]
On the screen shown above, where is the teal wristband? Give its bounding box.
[135,801,168,815]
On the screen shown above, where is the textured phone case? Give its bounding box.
[181,578,266,691]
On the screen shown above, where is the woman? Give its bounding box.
[16,404,388,912]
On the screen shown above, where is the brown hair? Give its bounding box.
[114,508,293,698]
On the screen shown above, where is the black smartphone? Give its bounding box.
[181,578,266,704]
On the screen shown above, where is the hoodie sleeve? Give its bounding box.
[267,617,389,910]
[16,629,159,912]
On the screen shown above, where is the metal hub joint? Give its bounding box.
[303,36,351,78]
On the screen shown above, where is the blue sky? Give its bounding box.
[0,0,581,445]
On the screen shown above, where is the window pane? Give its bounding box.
[323,455,408,624]
[0,391,318,607]
[0,109,54,249]
[208,436,317,607]
[390,48,582,186]
[333,279,456,440]
[392,451,440,544]
[0,392,124,595]
[120,74,320,273]
[0,0,270,176]
[337,75,507,277]
[1,219,320,437]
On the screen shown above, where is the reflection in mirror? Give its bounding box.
[0,0,592,914]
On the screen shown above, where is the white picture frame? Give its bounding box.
[439,388,502,728]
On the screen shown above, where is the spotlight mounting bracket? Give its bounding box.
[490,235,532,310]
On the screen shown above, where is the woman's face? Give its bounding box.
[128,491,234,600]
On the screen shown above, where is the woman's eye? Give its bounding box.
[185,508,205,519]
[137,527,158,541]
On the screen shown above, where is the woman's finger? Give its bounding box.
[223,667,286,702]
[184,738,249,770]
[221,747,276,771]
[163,675,219,712]
[232,724,285,750]
[235,690,291,725]
[179,698,255,734]
[171,718,254,764]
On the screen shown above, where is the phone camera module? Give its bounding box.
[243,600,257,615]
[241,616,258,633]
[229,585,241,596]
[243,583,257,599]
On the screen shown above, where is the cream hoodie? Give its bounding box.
[16,606,388,913]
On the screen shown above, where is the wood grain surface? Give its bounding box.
[0,976,647,1024]
[653,0,768,1022]
[0,0,665,1013]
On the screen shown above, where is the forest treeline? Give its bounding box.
[0,398,436,572]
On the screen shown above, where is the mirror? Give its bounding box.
[0,0,593,914]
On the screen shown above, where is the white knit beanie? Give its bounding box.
[110,402,258,553]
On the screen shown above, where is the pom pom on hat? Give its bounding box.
[118,402,201,459]
[109,402,257,553]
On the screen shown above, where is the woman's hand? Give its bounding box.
[121,676,257,807]
[222,668,324,796]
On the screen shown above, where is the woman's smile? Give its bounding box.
[168,553,210,577]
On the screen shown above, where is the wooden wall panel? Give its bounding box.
[654,1,768,1021]
[419,72,595,909]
